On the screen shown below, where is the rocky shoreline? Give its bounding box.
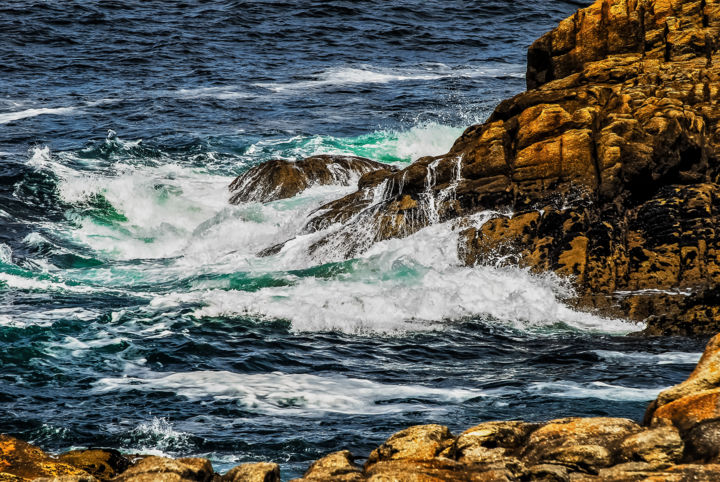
[226,0,720,337]
[2,333,720,481]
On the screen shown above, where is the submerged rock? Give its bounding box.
[228,155,396,204]
[277,0,720,335]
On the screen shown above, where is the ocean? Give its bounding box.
[0,0,707,478]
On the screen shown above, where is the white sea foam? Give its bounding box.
[32,134,640,336]
[117,417,193,457]
[526,381,665,402]
[171,86,253,100]
[94,370,482,415]
[0,106,78,124]
[257,64,524,93]
[0,244,12,264]
[0,272,96,293]
[153,216,640,334]
[243,122,463,163]
[594,350,702,365]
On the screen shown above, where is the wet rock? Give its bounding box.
[0,435,93,481]
[291,451,362,481]
[57,449,130,481]
[222,462,279,482]
[228,155,395,204]
[364,424,454,470]
[112,456,214,482]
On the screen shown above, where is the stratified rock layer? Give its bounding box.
[274,0,720,335]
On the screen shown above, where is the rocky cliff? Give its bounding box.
[231,0,720,335]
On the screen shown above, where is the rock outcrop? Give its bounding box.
[228,155,396,204]
[240,0,720,335]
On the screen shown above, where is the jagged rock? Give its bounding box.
[364,424,454,471]
[112,456,214,482]
[228,155,395,204]
[280,0,720,335]
[291,451,362,481]
[0,435,93,481]
[57,449,130,481]
[521,417,642,472]
[222,461,280,482]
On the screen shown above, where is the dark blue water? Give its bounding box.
[0,1,707,479]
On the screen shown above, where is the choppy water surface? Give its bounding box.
[0,0,707,478]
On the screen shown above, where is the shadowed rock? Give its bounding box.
[228,155,396,204]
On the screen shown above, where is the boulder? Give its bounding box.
[452,421,538,463]
[617,425,684,467]
[652,333,720,410]
[683,418,720,463]
[57,449,130,481]
[291,451,362,481]
[112,456,214,482]
[0,435,93,481]
[222,461,280,482]
[228,155,395,204]
[364,424,454,471]
[521,417,642,472]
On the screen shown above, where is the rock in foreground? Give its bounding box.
[228,155,396,204]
